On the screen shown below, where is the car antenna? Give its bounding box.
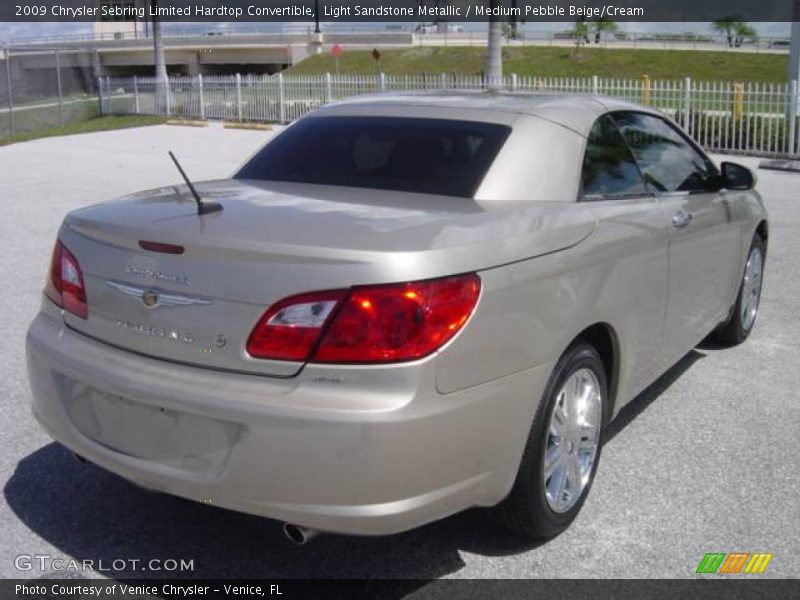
[168,151,223,215]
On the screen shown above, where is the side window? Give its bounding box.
[581,115,648,199]
[611,112,719,193]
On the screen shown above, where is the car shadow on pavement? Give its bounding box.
[4,443,542,582]
[4,350,705,582]
[605,349,705,443]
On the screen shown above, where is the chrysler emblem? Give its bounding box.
[106,281,212,309]
[142,290,159,308]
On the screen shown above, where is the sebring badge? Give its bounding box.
[106,281,212,309]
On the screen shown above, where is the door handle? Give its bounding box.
[671,211,693,228]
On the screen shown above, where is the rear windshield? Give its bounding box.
[235,116,512,198]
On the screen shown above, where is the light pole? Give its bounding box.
[789,0,799,154]
[314,0,321,34]
[3,48,15,140]
[790,0,800,83]
[511,0,518,38]
[485,0,503,89]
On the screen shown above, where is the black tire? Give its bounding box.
[489,343,609,539]
[712,233,765,346]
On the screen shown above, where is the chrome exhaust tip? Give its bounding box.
[282,523,318,546]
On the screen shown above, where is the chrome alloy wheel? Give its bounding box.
[740,246,763,332]
[543,368,602,514]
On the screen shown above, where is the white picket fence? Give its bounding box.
[99,73,800,158]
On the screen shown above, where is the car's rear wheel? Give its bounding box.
[489,343,607,539]
[713,233,765,345]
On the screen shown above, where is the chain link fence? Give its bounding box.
[0,46,100,144]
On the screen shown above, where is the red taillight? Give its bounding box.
[44,240,88,319]
[315,275,481,363]
[246,290,346,361]
[246,274,480,364]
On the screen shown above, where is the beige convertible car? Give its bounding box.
[26,92,767,543]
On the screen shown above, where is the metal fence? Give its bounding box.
[100,73,800,158]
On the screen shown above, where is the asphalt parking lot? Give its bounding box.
[0,124,798,580]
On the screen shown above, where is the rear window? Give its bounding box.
[235,116,512,198]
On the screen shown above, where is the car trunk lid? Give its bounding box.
[58,180,595,377]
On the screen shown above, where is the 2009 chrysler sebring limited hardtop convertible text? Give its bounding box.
[26,92,767,543]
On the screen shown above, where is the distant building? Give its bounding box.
[93,0,148,40]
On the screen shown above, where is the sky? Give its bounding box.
[0,20,793,44]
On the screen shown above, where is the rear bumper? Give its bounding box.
[26,308,550,536]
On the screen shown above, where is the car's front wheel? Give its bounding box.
[489,343,608,539]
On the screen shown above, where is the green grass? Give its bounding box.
[0,114,167,146]
[289,46,789,82]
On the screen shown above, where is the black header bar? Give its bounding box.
[2,579,800,600]
[3,0,800,23]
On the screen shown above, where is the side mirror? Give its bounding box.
[721,162,755,191]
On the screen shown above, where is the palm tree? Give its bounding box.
[485,0,503,89]
[591,18,619,44]
[149,0,169,113]
[733,22,757,47]
[713,17,757,48]
[713,16,744,48]
[712,17,736,47]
